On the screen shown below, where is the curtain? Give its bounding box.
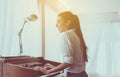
[80,17,120,76]
[0,0,42,57]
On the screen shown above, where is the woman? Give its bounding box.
[36,11,88,77]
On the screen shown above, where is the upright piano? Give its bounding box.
[0,56,61,77]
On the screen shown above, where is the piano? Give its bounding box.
[0,56,61,77]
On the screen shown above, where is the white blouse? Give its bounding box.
[60,29,86,73]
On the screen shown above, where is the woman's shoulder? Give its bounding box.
[61,29,74,35]
[60,30,70,38]
[60,29,75,41]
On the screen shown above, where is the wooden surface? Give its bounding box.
[0,56,60,77]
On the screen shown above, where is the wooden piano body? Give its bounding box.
[0,56,60,77]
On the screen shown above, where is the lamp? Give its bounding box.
[18,14,38,55]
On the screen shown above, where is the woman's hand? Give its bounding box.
[33,66,42,71]
[33,63,56,75]
[33,66,50,74]
[44,63,55,69]
[39,67,51,74]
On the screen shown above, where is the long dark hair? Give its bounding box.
[58,11,88,62]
